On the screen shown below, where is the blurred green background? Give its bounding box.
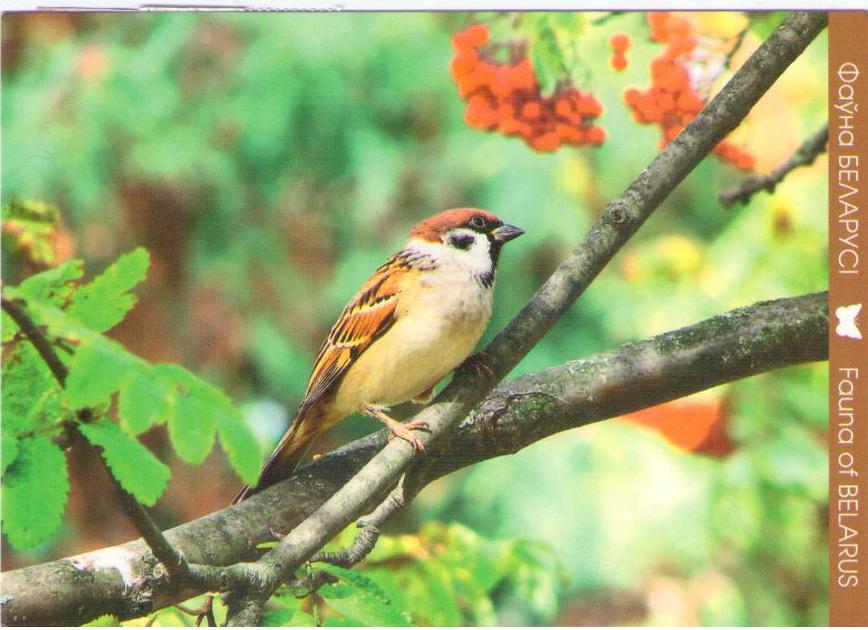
[1,11,828,626]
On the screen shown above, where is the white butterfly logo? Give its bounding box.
[835,303,863,340]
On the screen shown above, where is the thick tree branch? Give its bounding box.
[0,292,828,625]
[719,123,829,206]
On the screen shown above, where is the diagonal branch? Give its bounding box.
[719,123,829,206]
[220,11,829,624]
[0,291,828,625]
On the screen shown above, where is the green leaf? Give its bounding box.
[83,614,121,627]
[1,436,69,550]
[68,248,149,332]
[118,367,174,435]
[2,343,68,436]
[65,340,136,408]
[78,417,171,506]
[1,310,19,342]
[168,389,217,464]
[262,596,316,627]
[155,363,259,480]
[214,405,261,485]
[318,564,411,626]
[18,259,84,307]
[2,432,20,475]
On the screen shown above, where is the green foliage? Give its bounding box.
[78,417,171,506]
[68,248,149,333]
[252,522,563,627]
[1,436,70,550]
[1,247,262,550]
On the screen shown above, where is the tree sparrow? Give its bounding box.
[234,208,523,502]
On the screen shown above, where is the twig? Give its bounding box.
[719,123,829,206]
[1,293,192,583]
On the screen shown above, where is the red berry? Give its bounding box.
[610,54,628,72]
[609,32,631,54]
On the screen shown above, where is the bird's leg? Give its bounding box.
[364,405,428,453]
[459,351,495,379]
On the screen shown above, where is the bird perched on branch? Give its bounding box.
[234,208,524,502]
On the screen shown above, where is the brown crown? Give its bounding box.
[409,208,501,242]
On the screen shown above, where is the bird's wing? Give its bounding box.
[298,252,415,415]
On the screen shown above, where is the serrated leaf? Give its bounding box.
[118,368,174,435]
[262,596,301,626]
[79,417,171,506]
[2,343,68,436]
[155,362,259,480]
[65,340,136,408]
[214,406,261,485]
[1,436,69,550]
[318,564,411,626]
[17,259,84,307]
[68,248,149,333]
[168,390,217,464]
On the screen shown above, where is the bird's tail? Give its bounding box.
[232,406,335,504]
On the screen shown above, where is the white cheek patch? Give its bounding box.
[407,235,493,279]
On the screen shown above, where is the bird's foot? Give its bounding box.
[460,351,495,379]
[365,405,428,453]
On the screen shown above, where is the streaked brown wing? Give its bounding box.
[298,253,411,415]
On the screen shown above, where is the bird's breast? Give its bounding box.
[333,270,493,412]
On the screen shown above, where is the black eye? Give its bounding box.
[468,216,487,229]
[449,233,475,250]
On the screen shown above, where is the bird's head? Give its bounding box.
[409,208,524,267]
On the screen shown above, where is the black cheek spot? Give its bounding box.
[450,234,475,250]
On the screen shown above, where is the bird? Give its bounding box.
[233,208,524,503]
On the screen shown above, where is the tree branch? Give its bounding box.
[719,123,829,206]
[0,291,828,625]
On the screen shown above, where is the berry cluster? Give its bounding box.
[451,24,605,152]
[608,32,630,72]
[624,12,755,171]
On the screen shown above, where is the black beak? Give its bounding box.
[492,224,524,243]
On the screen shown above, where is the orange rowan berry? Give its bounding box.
[531,132,561,152]
[450,52,477,80]
[623,87,641,105]
[609,32,631,54]
[585,125,606,145]
[610,53,628,72]
[511,60,536,91]
[521,101,542,120]
[465,94,498,130]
